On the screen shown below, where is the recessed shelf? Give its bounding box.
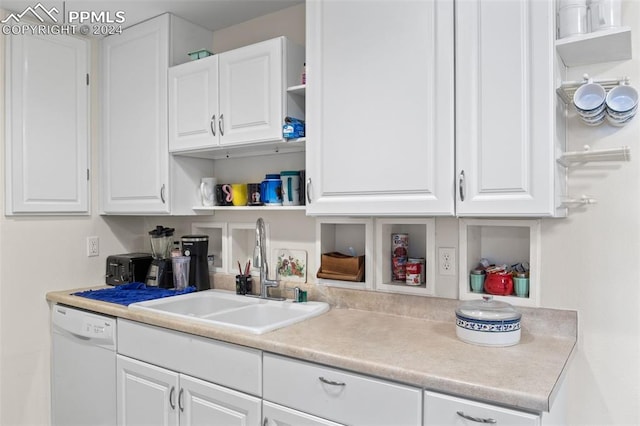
[555,27,632,67]
[459,219,541,308]
[315,218,373,291]
[375,218,435,297]
[191,222,227,274]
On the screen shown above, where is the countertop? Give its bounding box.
[46,285,577,414]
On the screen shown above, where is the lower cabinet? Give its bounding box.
[263,353,422,426]
[117,354,261,426]
[424,391,541,426]
[263,401,344,426]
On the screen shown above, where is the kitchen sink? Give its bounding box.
[128,290,330,334]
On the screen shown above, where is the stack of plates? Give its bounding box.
[605,85,638,127]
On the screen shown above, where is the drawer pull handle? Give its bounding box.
[456,411,497,424]
[319,376,346,386]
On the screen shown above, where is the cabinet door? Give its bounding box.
[101,15,170,214]
[305,0,454,216]
[263,401,344,426]
[218,37,284,146]
[455,0,556,216]
[117,355,179,426]
[5,32,89,214]
[180,374,261,426]
[168,55,219,152]
[424,391,540,426]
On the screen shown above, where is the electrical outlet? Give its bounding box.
[438,247,456,276]
[87,236,99,257]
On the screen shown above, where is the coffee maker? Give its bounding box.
[146,226,175,288]
[181,235,210,291]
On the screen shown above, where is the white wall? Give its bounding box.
[540,2,640,423]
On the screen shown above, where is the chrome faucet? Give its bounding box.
[253,218,283,300]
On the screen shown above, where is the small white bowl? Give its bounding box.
[606,85,639,113]
[607,104,637,120]
[574,83,606,112]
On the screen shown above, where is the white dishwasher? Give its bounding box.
[51,305,117,426]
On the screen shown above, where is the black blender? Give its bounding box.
[145,226,175,288]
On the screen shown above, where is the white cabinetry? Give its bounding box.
[424,391,541,425]
[263,401,344,426]
[5,31,89,214]
[263,353,422,426]
[117,355,261,426]
[455,0,564,217]
[168,37,305,156]
[117,320,262,425]
[305,0,455,216]
[101,14,214,214]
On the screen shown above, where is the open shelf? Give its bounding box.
[459,219,541,307]
[191,222,227,274]
[374,218,435,297]
[315,217,373,291]
[556,27,631,67]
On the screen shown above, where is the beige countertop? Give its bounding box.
[46,284,576,414]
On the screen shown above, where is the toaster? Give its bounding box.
[106,253,153,286]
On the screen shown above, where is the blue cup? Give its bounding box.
[260,174,283,205]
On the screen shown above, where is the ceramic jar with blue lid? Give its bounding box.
[455,296,521,347]
[260,174,283,205]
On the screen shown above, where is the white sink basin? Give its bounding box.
[129,290,330,334]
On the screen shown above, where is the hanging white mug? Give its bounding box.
[200,177,217,206]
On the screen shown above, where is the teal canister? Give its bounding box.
[469,269,486,293]
[280,170,301,206]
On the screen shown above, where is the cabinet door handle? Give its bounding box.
[210,114,216,137]
[306,178,312,204]
[178,388,184,412]
[456,411,497,424]
[169,386,176,410]
[319,376,346,386]
[458,170,465,202]
[218,113,225,136]
[263,417,269,426]
[160,184,166,204]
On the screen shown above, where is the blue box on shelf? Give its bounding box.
[283,116,305,139]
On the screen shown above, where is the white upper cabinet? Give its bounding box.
[305,0,455,216]
[168,55,219,152]
[5,32,89,215]
[101,14,213,214]
[168,37,305,154]
[455,0,563,217]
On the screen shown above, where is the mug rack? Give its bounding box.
[557,145,631,167]
[556,73,630,105]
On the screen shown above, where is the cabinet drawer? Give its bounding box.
[117,319,261,396]
[424,391,540,425]
[263,354,422,426]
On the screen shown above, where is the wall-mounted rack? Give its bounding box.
[557,145,631,167]
[556,74,630,105]
[559,195,598,209]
